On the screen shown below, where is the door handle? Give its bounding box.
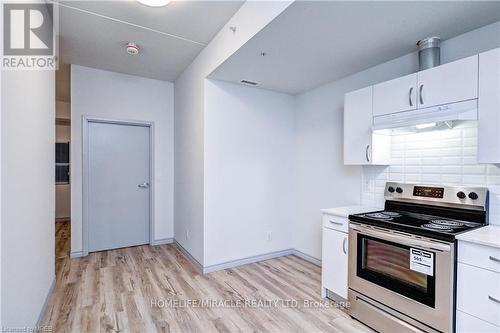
[138,182,150,188]
[342,237,347,255]
[365,145,371,163]
[419,84,424,105]
[488,295,500,304]
[329,220,344,226]
[409,87,413,106]
[489,256,500,263]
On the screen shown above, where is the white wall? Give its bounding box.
[293,21,500,260]
[204,80,295,266]
[1,69,55,326]
[71,65,174,255]
[174,1,293,265]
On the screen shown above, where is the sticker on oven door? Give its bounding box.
[410,248,434,276]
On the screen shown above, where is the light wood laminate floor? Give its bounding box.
[43,222,372,333]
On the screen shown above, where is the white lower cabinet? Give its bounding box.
[456,240,500,332]
[321,226,348,299]
[456,311,500,333]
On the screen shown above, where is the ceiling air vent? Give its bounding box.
[241,80,258,86]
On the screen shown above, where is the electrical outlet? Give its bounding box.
[185,229,190,240]
[267,231,272,242]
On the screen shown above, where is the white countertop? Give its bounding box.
[456,225,500,249]
[320,205,381,218]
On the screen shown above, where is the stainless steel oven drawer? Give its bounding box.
[348,289,440,333]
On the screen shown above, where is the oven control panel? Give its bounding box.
[384,182,488,210]
[413,186,444,198]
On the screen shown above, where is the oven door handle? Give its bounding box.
[349,224,452,252]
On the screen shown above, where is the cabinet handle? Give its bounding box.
[489,256,500,263]
[419,84,424,105]
[329,220,343,226]
[488,295,500,304]
[365,145,371,162]
[342,237,347,255]
[409,87,413,106]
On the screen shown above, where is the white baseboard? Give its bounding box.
[70,251,85,259]
[69,238,321,274]
[291,249,322,267]
[173,240,204,273]
[151,237,174,246]
[203,249,295,274]
[36,276,56,327]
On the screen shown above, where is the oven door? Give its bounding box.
[348,223,455,333]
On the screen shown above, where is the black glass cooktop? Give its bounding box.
[349,209,484,242]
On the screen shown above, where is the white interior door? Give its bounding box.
[87,121,151,252]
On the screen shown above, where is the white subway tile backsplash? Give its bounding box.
[361,124,500,225]
[462,156,477,165]
[462,174,486,185]
[442,148,463,157]
[421,166,442,174]
[389,173,404,181]
[441,157,462,165]
[405,166,421,173]
[405,158,421,165]
[462,127,478,138]
[421,149,443,157]
[463,138,477,147]
[421,157,442,165]
[441,165,462,174]
[463,165,487,174]
[442,139,462,148]
[441,174,462,184]
[421,174,442,183]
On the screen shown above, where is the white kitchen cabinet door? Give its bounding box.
[417,55,478,109]
[344,86,391,165]
[344,86,373,165]
[373,73,418,116]
[478,47,500,164]
[321,228,348,299]
[457,311,500,333]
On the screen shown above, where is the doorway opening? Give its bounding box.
[55,63,71,267]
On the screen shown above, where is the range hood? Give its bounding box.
[372,99,477,131]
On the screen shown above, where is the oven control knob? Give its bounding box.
[388,186,395,193]
[468,192,479,200]
[457,191,466,199]
[396,187,403,194]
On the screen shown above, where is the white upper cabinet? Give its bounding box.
[344,86,391,165]
[344,87,373,165]
[373,73,418,116]
[417,55,478,109]
[478,48,500,164]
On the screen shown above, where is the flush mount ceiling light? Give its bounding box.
[137,0,170,7]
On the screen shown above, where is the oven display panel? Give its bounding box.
[413,186,444,198]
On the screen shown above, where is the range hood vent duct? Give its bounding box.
[417,36,440,70]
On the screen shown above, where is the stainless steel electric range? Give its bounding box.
[347,182,489,333]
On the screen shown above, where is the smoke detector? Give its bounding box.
[126,42,139,55]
